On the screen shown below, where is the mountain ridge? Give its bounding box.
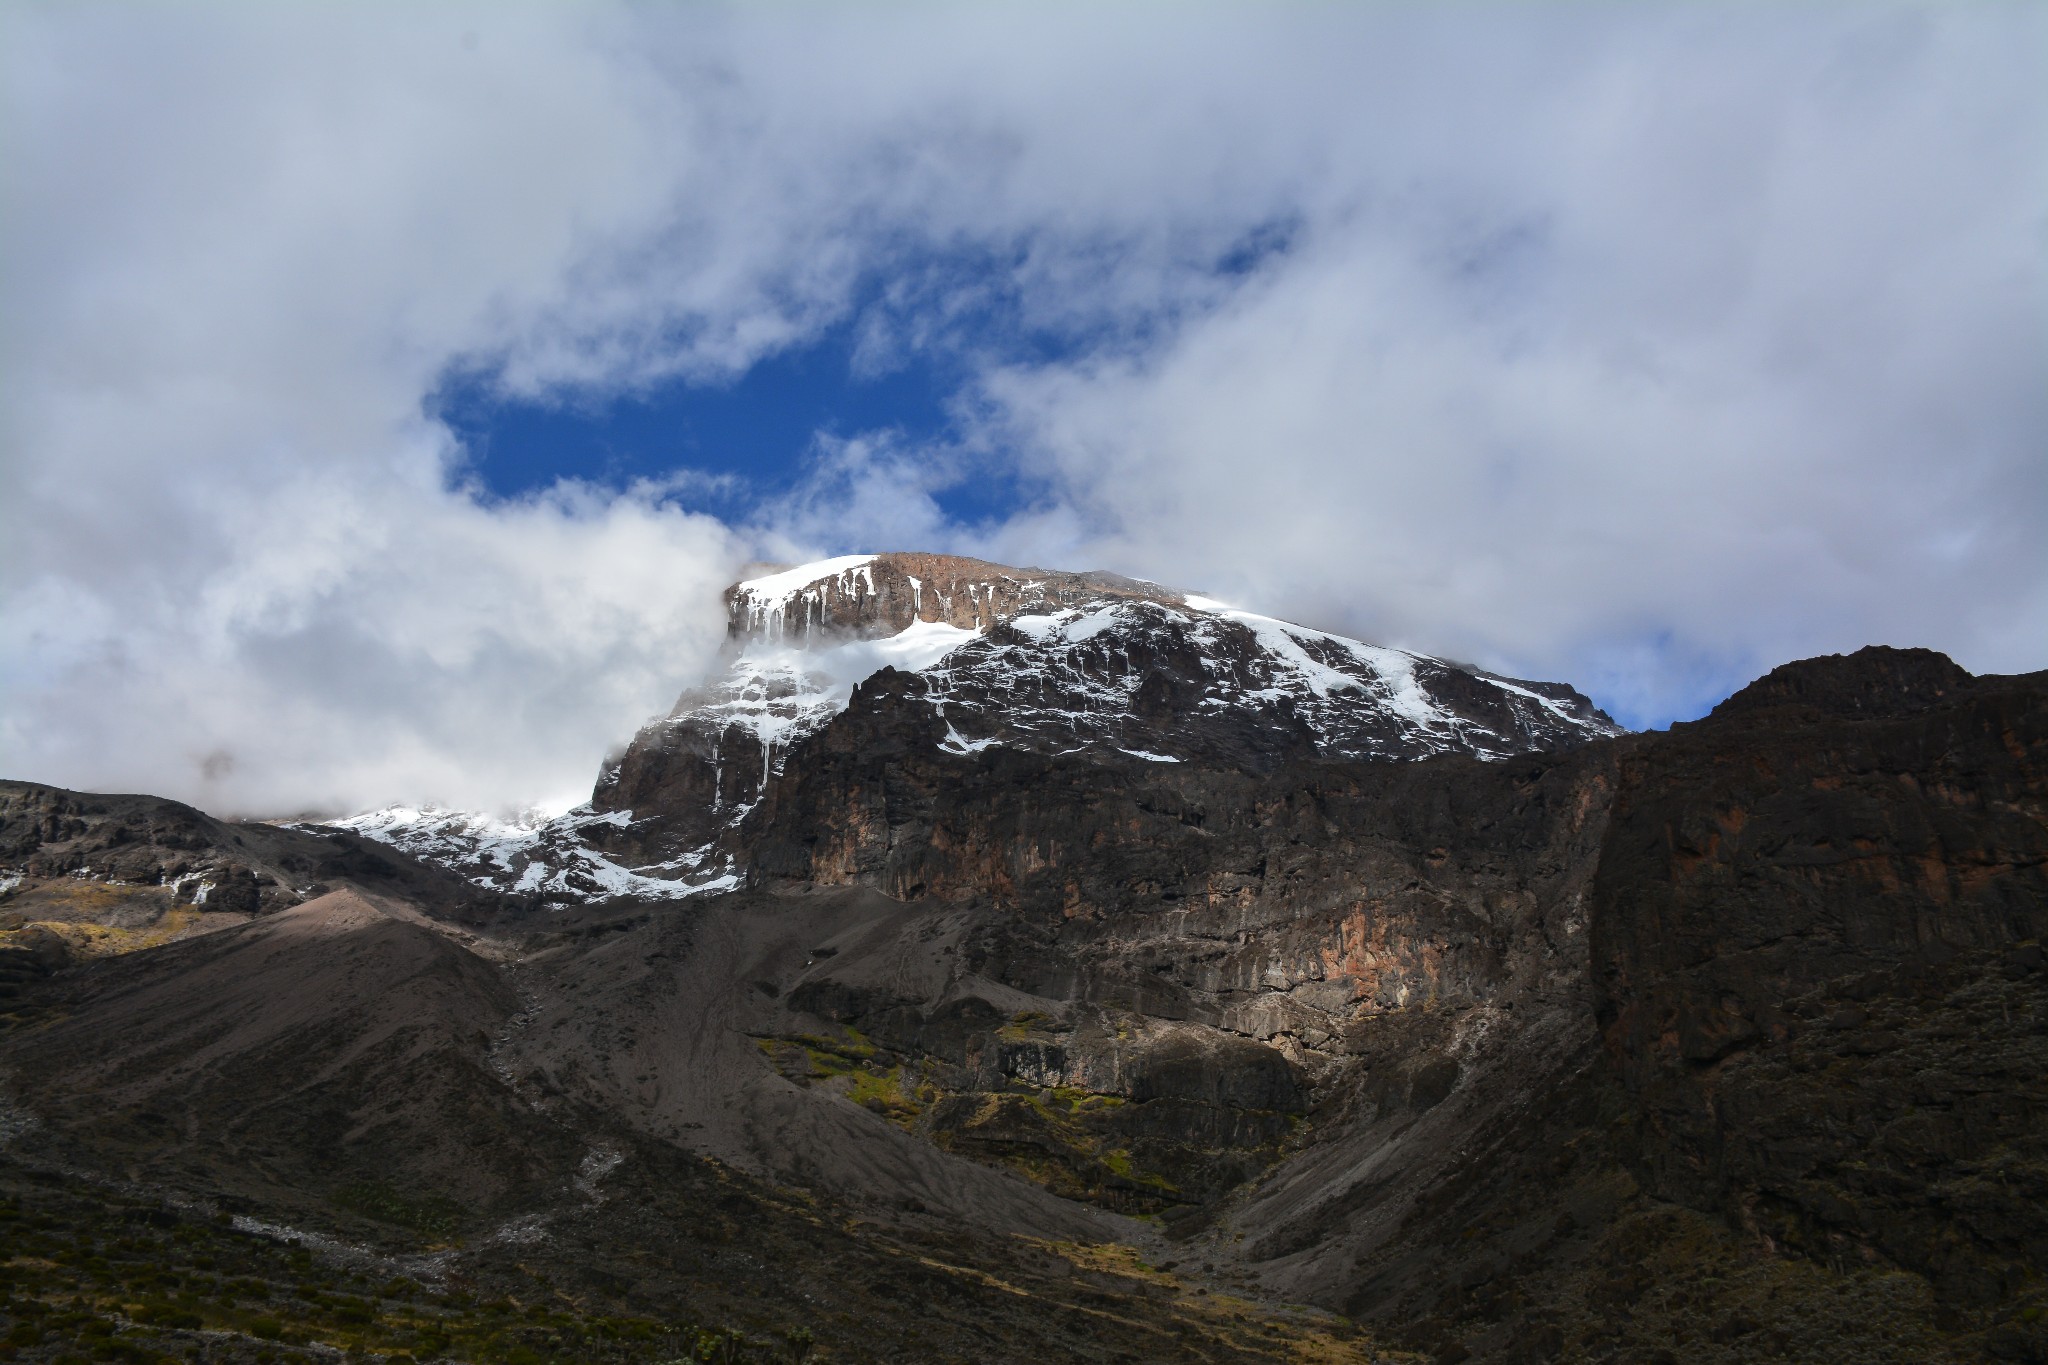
[4,570,2041,1361]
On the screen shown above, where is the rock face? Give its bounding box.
[1589,647,2048,1306]
[709,643,2048,1356]
[724,551,1176,642]
[734,707,1619,1228]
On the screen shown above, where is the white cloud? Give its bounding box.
[963,6,2048,720]
[2,3,2041,813]
[0,4,754,814]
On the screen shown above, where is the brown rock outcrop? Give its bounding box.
[723,552,1180,645]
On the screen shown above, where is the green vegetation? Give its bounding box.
[1040,1086,1124,1115]
[0,1176,780,1363]
[755,1026,1282,1214]
[755,1029,931,1131]
[841,1065,926,1129]
[331,1180,464,1241]
[930,1091,1191,1212]
[993,1010,1050,1042]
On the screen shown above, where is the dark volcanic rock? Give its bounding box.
[717,640,2048,1354]
[1708,643,1977,721]
[732,656,1623,1227]
[1590,649,2048,1300]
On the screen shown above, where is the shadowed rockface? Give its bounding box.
[1588,650,2048,1309]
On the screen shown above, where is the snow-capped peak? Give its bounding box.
[335,553,1623,904]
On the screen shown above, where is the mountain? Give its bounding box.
[336,553,1622,901]
[2,554,2043,1365]
[0,778,501,1013]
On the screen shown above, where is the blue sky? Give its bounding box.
[440,328,959,509]
[5,3,2043,813]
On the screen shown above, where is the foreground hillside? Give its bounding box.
[1,555,2042,1364]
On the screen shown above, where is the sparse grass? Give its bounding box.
[0,879,246,960]
[994,1010,1050,1042]
[755,1028,1273,1215]
[330,1180,465,1242]
[757,1034,933,1131]
[794,1024,875,1059]
[1045,1085,1123,1113]
[1024,1239,1409,1364]
[843,1065,922,1128]
[0,1174,751,1363]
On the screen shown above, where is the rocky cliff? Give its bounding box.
[697,642,2046,1357]
[1588,648,2048,1314]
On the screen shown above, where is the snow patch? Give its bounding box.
[1062,606,1124,643]
[323,804,733,903]
[941,722,999,755]
[733,554,878,609]
[1005,612,1065,643]
[731,554,881,643]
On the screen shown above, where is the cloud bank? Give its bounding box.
[3,3,2042,814]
